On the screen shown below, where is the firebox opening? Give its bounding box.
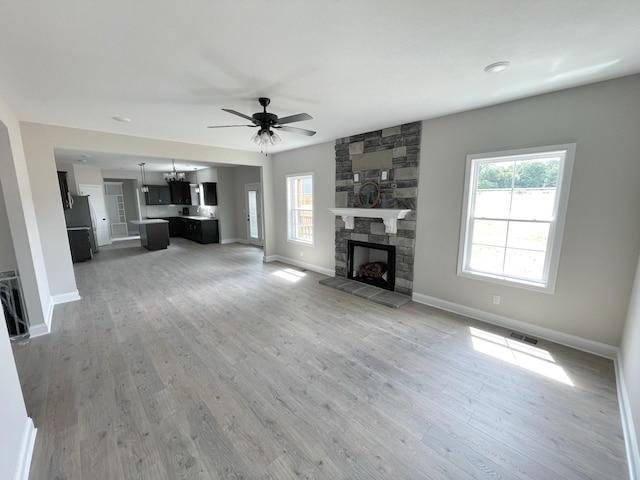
[347,240,396,291]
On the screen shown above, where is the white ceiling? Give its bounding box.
[1,0,639,167]
[53,149,230,173]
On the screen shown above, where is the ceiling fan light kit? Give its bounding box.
[252,129,281,147]
[208,97,316,151]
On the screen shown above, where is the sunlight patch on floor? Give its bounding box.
[469,327,574,386]
[273,268,307,283]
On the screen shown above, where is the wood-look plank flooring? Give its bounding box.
[12,238,628,479]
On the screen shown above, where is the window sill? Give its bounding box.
[287,238,314,247]
[457,269,555,294]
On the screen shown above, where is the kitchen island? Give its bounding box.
[130,219,170,250]
[148,216,220,244]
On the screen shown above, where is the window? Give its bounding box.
[287,173,314,244]
[458,144,575,293]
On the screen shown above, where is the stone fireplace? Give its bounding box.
[332,122,420,296]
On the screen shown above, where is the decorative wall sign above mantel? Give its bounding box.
[328,208,411,234]
[358,181,380,208]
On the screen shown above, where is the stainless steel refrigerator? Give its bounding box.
[64,195,98,253]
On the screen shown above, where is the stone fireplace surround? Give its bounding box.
[333,122,420,296]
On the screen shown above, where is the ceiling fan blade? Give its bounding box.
[207,124,256,128]
[222,108,256,123]
[277,125,316,136]
[276,113,313,125]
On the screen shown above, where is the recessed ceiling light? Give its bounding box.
[112,116,132,122]
[484,61,511,74]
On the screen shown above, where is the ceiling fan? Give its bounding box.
[207,97,316,148]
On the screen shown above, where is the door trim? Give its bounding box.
[245,183,263,247]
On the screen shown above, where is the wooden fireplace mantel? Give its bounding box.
[329,208,411,234]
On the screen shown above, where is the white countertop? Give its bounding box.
[130,219,169,225]
[182,216,216,220]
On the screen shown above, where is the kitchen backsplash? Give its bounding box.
[145,205,217,218]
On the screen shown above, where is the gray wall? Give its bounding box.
[414,74,640,347]
[216,167,236,241]
[273,141,336,273]
[231,166,261,242]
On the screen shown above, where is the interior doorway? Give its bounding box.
[78,184,111,246]
[245,183,263,247]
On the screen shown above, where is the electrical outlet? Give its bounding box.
[353,173,359,182]
[381,170,388,181]
[492,295,501,305]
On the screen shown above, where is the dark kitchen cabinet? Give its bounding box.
[145,185,171,205]
[58,171,71,209]
[202,182,218,206]
[181,218,219,244]
[169,182,191,205]
[67,228,92,262]
[138,222,170,250]
[166,217,184,237]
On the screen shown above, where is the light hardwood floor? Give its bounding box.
[13,239,628,479]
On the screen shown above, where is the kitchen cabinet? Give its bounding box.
[169,182,191,205]
[165,217,184,237]
[130,220,170,250]
[67,227,92,262]
[145,185,171,205]
[202,182,218,206]
[58,171,71,209]
[181,218,219,244]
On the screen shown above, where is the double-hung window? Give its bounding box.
[458,144,575,293]
[287,173,314,245]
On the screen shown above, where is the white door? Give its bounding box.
[245,183,263,246]
[79,184,111,246]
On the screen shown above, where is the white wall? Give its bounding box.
[0,96,38,478]
[0,99,51,334]
[72,163,104,191]
[272,142,336,273]
[0,309,34,480]
[414,74,640,347]
[0,180,18,272]
[621,255,640,477]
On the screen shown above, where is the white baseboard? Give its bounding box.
[264,255,335,277]
[52,291,81,304]
[616,354,640,480]
[14,418,36,480]
[28,297,54,338]
[28,322,50,338]
[221,238,247,245]
[412,293,618,359]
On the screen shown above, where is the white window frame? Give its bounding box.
[286,173,314,246]
[457,144,576,293]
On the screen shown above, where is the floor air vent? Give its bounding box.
[509,332,538,345]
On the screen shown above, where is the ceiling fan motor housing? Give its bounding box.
[252,111,278,127]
